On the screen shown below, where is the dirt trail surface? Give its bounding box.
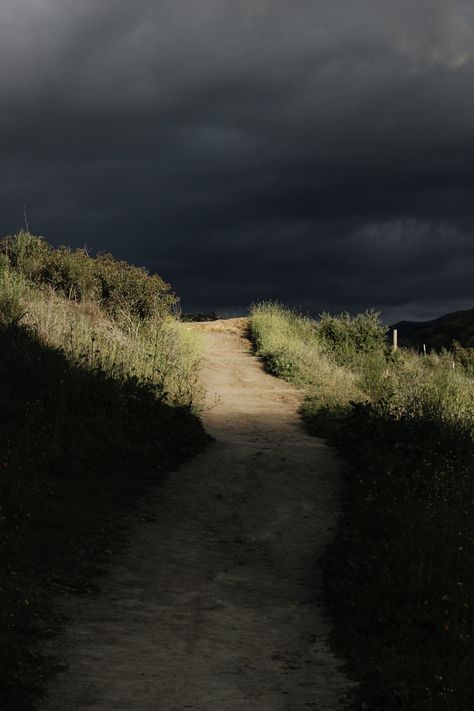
[41,318,351,710]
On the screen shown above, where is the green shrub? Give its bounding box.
[42,246,98,302]
[94,252,175,323]
[0,267,29,329]
[0,230,51,281]
[374,350,474,437]
[0,232,176,325]
[0,253,9,273]
[316,309,387,367]
[355,350,392,401]
[250,301,361,404]
[452,340,474,378]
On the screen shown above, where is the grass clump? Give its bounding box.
[251,302,360,419]
[0,262,29,329]
[26,287,202,409]
[250,301,474,710]
[0,234,208,710]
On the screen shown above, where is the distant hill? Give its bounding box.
[390,308,474,350]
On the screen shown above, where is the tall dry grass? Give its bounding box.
[0,239,203,410]
[251,301,361,410]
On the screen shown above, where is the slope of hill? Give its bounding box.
[391,307,474,349]
[0,232,208,710]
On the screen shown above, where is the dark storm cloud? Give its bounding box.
[1,0,473,320]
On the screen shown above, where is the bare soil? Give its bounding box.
[40,318,351,710]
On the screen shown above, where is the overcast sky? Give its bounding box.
[1,1,473,321]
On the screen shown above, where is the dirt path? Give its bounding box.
[41,318,351,710]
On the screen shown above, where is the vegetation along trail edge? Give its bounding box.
[40,317,352,710]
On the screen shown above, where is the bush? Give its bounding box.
[316,309,388,367]
[0,231,51,281]
[250,301,361,406]
[94,253,175,323]
[0,266,29,329]
[41,246,98,302]
[0,232,176,325]
[452,340,474,378]
[373,350,474,436]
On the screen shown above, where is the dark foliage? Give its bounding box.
[305,403,474,710]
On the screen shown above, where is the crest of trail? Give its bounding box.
[42,318,352,711]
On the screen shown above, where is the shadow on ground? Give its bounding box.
[0,325,208,711]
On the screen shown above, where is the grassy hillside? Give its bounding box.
[251,302,474,711]
[0,233,209,710]
[392,307,474,350]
